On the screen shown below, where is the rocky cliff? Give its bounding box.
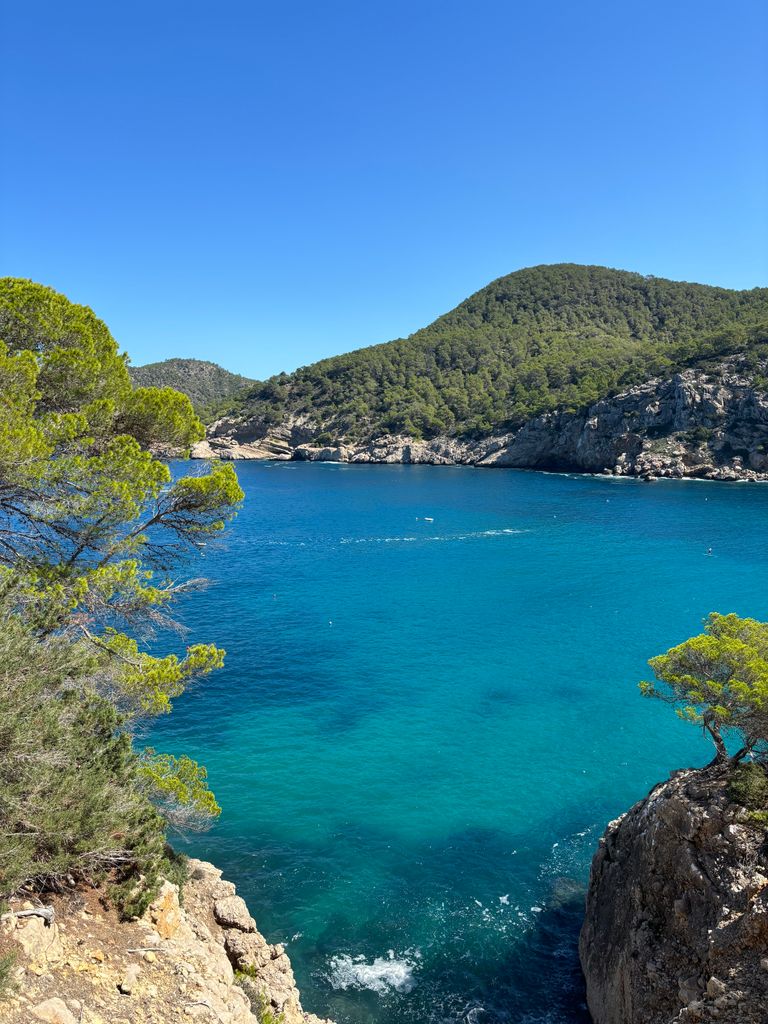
[192,361,768,481]
[0,859,333,1024]
[580,767,768,1024]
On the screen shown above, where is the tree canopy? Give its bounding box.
[642,613,768,765]
[0,278,244,909]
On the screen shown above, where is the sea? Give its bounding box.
[148,462,768,1024]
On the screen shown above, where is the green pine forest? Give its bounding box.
[129,358,256,422]
[184,264,768,440]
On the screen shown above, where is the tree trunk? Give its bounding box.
[704,722,729,765]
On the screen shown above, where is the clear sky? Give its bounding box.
[2,0,766,379]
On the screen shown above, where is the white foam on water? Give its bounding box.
[326,948,421,995]
[464,1006,486,1023]
[339,528,527,545]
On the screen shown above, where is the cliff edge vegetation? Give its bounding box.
[0,279,258,1001]
[0,275,333,1022]
[581,613,768,1023]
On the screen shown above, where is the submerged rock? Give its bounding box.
[580,767,768,1024]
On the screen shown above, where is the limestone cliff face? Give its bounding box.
[480,364,768,479]
[192,361,768,481]
[579,768,768,1024]
[0,858,333,1024]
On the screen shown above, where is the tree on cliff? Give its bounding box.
[0,278,244,909]
[641,613,768,764]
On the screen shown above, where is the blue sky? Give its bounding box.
[2,0,766,379]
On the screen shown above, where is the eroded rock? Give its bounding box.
[213,895,256,932]
[148,881,183,940]
[30,997,77,1024]
[194,358,768,481]
[580,768,768,1024]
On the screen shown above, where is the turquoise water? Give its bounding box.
[150,464,768,1024]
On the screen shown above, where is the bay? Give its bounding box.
[149,464,768,1024]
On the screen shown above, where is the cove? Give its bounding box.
[149,464,768,1024]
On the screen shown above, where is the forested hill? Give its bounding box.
[223,264,768,441]
[129,358,255,419]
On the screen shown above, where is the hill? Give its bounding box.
[221,264,768,442]
[129,358,255,419]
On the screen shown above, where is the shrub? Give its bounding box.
[0,606,169,913]
[0,953,17,999]
[233,976,286,1023]
[728,763,768,812]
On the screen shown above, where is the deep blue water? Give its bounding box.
[149,464,768,1024]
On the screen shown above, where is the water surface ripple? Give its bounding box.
[150,464,768,1023]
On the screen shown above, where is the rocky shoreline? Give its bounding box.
[580,768,768,1024]
[191,363,768,482]
[0,859,334,1024]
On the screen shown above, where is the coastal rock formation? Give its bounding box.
[580,768,768,1024]
[1,859,334,1024]
[192,362,768,481]
[191,413,319,460]
[479,364,768,479]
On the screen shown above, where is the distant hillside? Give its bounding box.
[222,264,768,440]
[129,358,255,419]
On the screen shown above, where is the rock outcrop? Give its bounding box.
[479,364,768,480]
[1,858,333,1024]
[193,415,319,461]
[191,362,768,481]
[580,767,768,1024]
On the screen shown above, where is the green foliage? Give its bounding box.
[234,981,286,1024]
[129,358,255,421]
[222,265,768,441]
[138,751,221,828]
[728,763,768,828]
[98,633,226,716]
[0,276,243,673]
[0,278,244,908]
[257,1001,285,1024]
[0,277,131,412]
[641,613,768,762]
[116,386,204,450]
[0,607,167,905]
[0,952,17,998]
[235,965,261,981]
[681,426,714,445]
[728,763,768,810]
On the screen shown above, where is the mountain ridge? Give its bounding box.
[128,357,256,420]
[209,263,768,440]
[180,264,768,478]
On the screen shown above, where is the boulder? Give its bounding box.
[147,881,183,940]
[213,895,256,932]
[31,998,77,1024]
[12,916,64,965]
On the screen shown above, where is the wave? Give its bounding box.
[260,528,526,548]
[340,529,526,545]
[326,949,421,995]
